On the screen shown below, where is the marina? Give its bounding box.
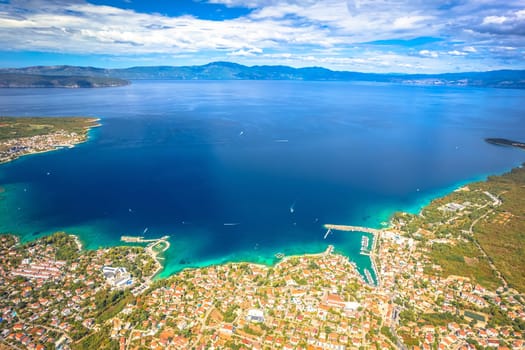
[323,224,378,283]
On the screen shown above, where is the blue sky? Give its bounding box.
[0,0,524,72]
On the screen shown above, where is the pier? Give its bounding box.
[323,224,382,235]
[121,235,169,243]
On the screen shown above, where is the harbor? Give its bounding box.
[323,223,380,286]
[129,235,171,296]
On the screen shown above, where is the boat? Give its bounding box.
[364,268,374,285]
[361,235,369,250]
[275,252,285,259]
[223,223,240,226]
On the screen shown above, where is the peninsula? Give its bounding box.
[486,138,525,151]
[0,116,100,164]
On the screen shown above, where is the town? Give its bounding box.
[0,131,88,164]
[0,166,524,349]
[0,116,100,164]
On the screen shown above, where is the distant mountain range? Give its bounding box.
[0,73,129,88]
[1,62,525,89]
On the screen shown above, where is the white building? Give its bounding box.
[102,266,133,288]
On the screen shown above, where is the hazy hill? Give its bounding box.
[1,62,525,88]
[0,73,129,88]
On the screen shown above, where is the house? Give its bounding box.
[325,294,345,309]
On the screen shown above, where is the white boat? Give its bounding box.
[364,269,374,285]
[361,235,369,250]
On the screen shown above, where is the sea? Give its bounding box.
[0,81,524,279]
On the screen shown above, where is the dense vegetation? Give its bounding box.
[397,164,525,292]
[0,116,99,141]
[474,166,525,292]
[38,232,80,262]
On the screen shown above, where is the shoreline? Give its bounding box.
[4,162,524,286]
[149,162,524,284]
[0,116,100,165]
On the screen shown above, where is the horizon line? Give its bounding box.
[2,61,525,75]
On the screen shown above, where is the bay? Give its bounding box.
[0,81,524,278]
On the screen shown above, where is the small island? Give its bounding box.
[0,116,100,163]
[486,138,525,150]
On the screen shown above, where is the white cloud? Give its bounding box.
[448,50,467,56]
[419,50,438,58]
[0,0,524,72]
[392,16,432,30]
[482,15,507,25]
[228,47,263,56]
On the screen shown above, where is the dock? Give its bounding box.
[323,224,382,235]
[121,235,169,243]
[323,228,332,239]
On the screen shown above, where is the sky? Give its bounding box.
[0,0,524,72]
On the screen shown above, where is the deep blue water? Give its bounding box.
[0,81,524,277]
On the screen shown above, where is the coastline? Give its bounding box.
[153,162,524,284]
[0,116,100,165]
[3,162,524,287]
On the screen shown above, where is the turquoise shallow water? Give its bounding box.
[0,81,524,279]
